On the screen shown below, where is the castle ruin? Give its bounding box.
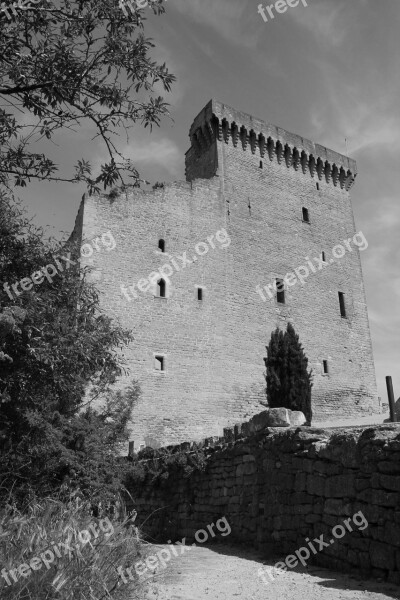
[72,100,379,448]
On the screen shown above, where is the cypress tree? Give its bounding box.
[265,322,313,423]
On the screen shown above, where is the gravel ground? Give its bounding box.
[143,543,400,600]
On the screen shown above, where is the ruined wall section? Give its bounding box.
[129,420,400,585]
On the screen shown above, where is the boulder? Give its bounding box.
[266,407,291,427]
[288,410,307,426]
[248,410,270,432]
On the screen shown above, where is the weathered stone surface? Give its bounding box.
[248,410,270,432]
[266,408,291,427]
[130,424,400,585]
[288,410,306,426]
[370,541,396,571]
[75,104,379,449]
[325,474,355,498]
[380,474,400,492]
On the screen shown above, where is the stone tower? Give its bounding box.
[72,100,379,448]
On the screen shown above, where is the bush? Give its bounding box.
[126,447,209,488]
[0,493,144,600]
[0,193,139,505]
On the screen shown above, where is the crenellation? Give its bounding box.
[75,99,379,448]
[186,100,357,189]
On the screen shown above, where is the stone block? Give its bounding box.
[324,498,350,516]
[305,513,321,523]
[378,461,400,474]
[241,422,252,437]
[223,427,235,442]
[266,408,291,427]
[243,454,256,463]
[288,410,306,426]
[325,474,355,498]
[380,474,400,492]
[370,541,396,571]
[294,472,307,492]
[248,410,271,432]
[314,460,342,476]
[306,474,326,496]
[384,521,400,547]
[388,572,400,586]
[357,488,399,507]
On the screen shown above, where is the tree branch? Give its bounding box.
[0,81,53,95]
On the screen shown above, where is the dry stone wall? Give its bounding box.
[129,416,400,585]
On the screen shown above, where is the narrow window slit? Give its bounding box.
[338,292,346,318]
[276,278,285,304]
[154,356,164,371]
[157,279,166,298]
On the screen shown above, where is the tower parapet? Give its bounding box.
[185,99,357,191]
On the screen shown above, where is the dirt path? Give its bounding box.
[143,543,399,600]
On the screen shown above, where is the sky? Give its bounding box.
[17,0,400,405]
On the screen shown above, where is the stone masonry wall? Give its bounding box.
[186,100,378,420]
[129,416,400,584]
[73,99,379,447]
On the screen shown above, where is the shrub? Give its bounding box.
[126,447,209,488]
[0,194,139,506]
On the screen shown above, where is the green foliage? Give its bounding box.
[265,322,313,423]
[0,194,139,504]
[126,447,209,488]
[0,493,143,600]
[0,0,175,506]
[0,0,174,191]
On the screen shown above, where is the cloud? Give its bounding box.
[306,59,400,156]
[123,137,181,176]
[287,1,348,47]
[150,41,187,108]
[170,0,258,48]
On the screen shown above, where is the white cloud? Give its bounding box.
[170,0,258,48]
[122,137,181,177]
[306,62,400,156]
[287,1,348,47]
